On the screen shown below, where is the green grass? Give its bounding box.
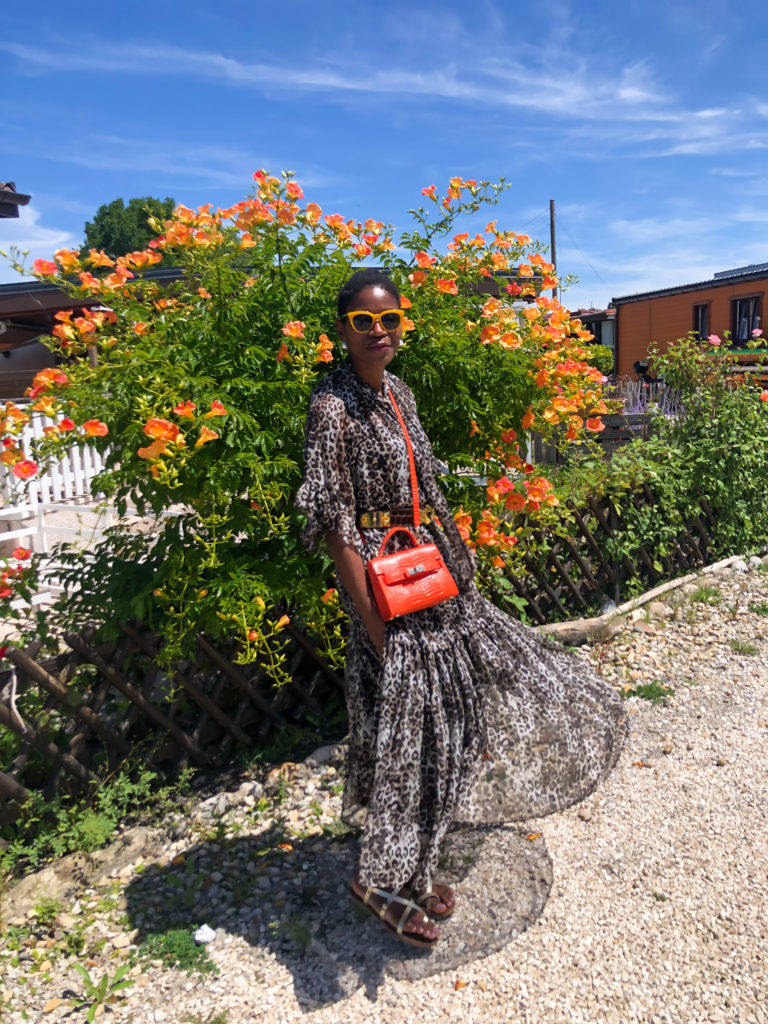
[279,915,313,951]
[621,681,675,706]
[748,600,768,616]
[729,638,759,656]
[139,929,219,975]
[33,895,62,929]
[690,585,722,605]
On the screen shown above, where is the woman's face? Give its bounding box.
[336,285,402,376]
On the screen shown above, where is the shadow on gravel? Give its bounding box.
[123,825,552,1008]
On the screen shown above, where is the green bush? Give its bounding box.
[2,172,607,675]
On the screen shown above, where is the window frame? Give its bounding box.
[731,293,762,345]
[692,302,710,340]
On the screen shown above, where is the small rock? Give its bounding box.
[193,924,216,944]
[662,743,674,755]
[647,601,674,620]
[307,744,335,765]
[577,807,592,822]
[43,998,63,1013]
[633,621,658,635]
[112,934,131,949]
[38,959,52,972]
[715,756,727,766]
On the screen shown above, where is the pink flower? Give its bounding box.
[752,328,763,338]
[707,334,721,347]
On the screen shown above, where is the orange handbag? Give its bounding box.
[364,390,458,621]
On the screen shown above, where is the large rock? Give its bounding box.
[0,825,165,921]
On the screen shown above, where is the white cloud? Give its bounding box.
[2,133,337,193]
[608,217,712,245]
[0,36,722,129]
[0,206,78,284]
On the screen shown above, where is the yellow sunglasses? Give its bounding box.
[342,309,405,333]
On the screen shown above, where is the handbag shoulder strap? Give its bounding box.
[387,386,420,528]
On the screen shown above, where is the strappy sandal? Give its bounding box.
[413,884,456,921]
[350,885,440,948]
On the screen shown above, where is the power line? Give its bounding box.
[556,215,611,291]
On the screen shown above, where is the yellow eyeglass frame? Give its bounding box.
[342,309,405,333]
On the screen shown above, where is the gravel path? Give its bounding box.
[2,558,767,1024]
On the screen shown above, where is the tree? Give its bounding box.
[81,196,176,260]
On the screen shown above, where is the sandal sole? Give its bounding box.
[350,888,440,949]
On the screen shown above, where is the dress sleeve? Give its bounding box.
[295,390,359,552]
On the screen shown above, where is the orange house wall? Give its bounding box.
[616,276,768,376]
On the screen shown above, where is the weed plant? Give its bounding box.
[0,765,192,883]
[729,638,759,656]
[140,928,219,974]
[621,681,675,706]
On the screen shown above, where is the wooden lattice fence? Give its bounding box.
[0,622,343,824]
[0,485,720,822]
[505,484,716,624]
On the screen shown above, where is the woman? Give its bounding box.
[296,269,628,948]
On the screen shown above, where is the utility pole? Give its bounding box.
[549,199,557,300]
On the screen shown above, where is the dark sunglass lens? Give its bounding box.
[351,313,373,331]
[380,312,401,330]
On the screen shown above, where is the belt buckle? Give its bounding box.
[360,510,390,528]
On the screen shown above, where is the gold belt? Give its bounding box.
[358,506,436,529]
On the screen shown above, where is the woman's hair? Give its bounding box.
[336,268,400,318]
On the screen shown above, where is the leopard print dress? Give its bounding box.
[296,361,628,893]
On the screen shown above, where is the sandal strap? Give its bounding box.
[395,897,429,935]
[415,886,434,906]
[363,886,399,920]
[362,886,429,932]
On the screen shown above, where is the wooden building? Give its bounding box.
[611,263,767,378]
[0,268,182,400]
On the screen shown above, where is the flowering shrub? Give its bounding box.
[1,172,610,672]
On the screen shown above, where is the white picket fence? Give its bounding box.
[1,411,130,608]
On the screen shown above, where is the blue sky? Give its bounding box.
[2,0,768,309]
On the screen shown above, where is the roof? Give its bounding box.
[0,182,32,218]
[611,264,768,305]
[0,267,183,351]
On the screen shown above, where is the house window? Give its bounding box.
[693,303,709,339]
[731,296,761,344]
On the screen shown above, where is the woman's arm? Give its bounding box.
[326,530,385,657]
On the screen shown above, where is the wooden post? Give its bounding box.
[549,200,557,300]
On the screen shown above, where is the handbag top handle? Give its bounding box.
[387,388,420,528]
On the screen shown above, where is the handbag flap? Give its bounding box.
[369,545,445,585]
